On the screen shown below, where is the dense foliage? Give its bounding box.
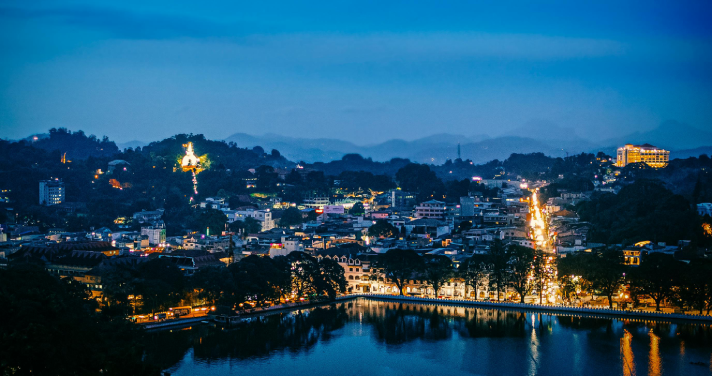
[577,180,704,245]
[0,265,160,375]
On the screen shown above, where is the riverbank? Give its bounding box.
[356,293,712,322]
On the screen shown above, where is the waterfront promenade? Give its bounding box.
[150,293,712,329]
[355,293,712,323]
[263,293,712,323]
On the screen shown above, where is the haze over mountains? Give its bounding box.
[112,120,712,164]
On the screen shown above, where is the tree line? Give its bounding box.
[101,251,347,317]
[376,240,552,303]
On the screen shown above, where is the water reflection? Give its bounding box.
[146,298,712,376]
[621,329,636,376]
[649,330,661,376]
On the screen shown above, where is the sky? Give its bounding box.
[0,0,711,145]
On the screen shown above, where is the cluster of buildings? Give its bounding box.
[0,142,705,306]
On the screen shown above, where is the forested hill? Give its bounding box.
[31,128,120,160]
[138,134,293,171]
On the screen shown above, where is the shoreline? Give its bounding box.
[355,293,712,323]
[142,293,712,331]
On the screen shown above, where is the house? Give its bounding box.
[141,224,166,246]
[224,208,275,232]
[404,218,450,238]
[414,200,446,219]
[132,209,164,225]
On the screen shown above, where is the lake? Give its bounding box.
[146,298,712,376]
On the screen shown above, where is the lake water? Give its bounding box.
[147,298,712,376]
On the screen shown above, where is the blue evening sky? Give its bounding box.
[0,0,710,144]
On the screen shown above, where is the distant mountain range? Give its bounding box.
[220,121,711,164]
[101,120,711,164]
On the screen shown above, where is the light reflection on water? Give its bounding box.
[145,299,712,376]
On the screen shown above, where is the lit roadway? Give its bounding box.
[529,190,552,252]
[529,189,559,304]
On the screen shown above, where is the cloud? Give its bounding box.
[0,5,628,60]
[0,6,230,39]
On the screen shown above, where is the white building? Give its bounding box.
[39,180,65,205]
[141,225,166,246]
[224,208,275,232]
[268,236,305,257]
[302,197,330,209]
[414,200,446,219]
[200,197,229,210]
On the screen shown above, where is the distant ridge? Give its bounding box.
[223,132,578,164]
[671,146,712,160]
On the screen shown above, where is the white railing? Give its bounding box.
[347,293,712,322]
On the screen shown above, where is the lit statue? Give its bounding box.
[181,142,201,171]
[181,142,200,170]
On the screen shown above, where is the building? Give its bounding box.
[141,225,166,246]
[224,208,275,232]
[133,209,165,224]
[460,196,475,217]
[698,203,712,217]
[39,179,65,205]
[414,200,446,219]
[391,190,416,209]
[615,144,669,168]
[200,197,228,210]
[302,197,330,209]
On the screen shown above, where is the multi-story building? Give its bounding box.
[460,196,476,217]
[302,197,330,209]
[141,224,166,246]
[224,208,275,232]
[414,200,446,219]
[615,144,669,168]
[39,179,65,205]
[391,189,416,209]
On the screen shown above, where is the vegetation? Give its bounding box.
[0,265,160,375]
[577,180,703,245]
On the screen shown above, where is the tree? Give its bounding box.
[531,250,550,304]
[349,202,365,216]
[101,266,139,317]
[0,264,160,375]
[508,245,535,303]
[460,255,489,299]
[318,258,347,300]
[270,149,281,158]
[455,220,472,233]
[576,180,701,244]
[557,253,592,304]
[230,255,290,306]
[679,260,712,314]
[229,217,262,236]
[193,208,227,235]
[286,252,322,299]
[134,258,185,314]
[422,255,453,297]
[395,163,438,192]
[376,249,425,296]
[487,239,508,301]
[280,207,304,228]
[368,219,398,238]
[190,267,235,306]
[588,250,624,309]
[631,253,681,311]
